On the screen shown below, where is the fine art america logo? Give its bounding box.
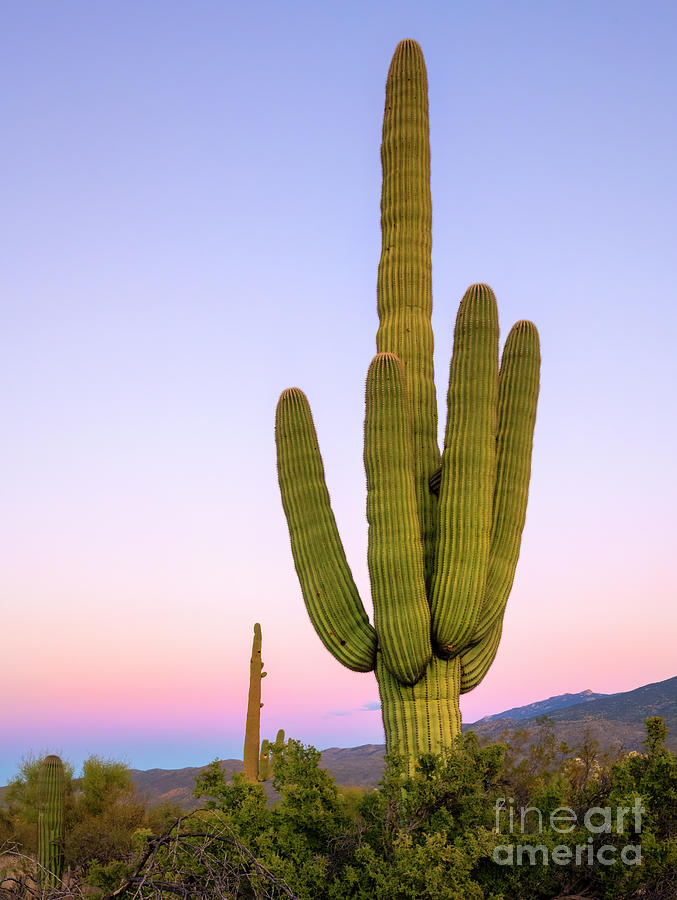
[493,797,643,867]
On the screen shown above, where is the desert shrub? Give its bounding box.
[3,721,676,899]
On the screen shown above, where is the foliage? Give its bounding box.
[2,720,676,898]
[0,754,182,897]
[190,720,677,899]
[78,755,134,816]
[0,755,75,855]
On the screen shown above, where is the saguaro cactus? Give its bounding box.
[37,754,65,889]
[275,40,540,766]
[242,622,266,781]
[259,729,285,782]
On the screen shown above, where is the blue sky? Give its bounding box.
[2,1,676,783]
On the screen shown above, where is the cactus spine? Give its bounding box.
[37,754,65,889]
[242,623,266,781]
[275,40,540,766]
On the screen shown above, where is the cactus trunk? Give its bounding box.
[377,656,461,759]
[242,623,266,781]
[37,754,65,890]
[275,40,540,770]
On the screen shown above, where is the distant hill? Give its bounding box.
[130,760,242,810]
[473,689,610,723]
[129,745,388,809]
[3,675,675,809]
[462,675,677,754]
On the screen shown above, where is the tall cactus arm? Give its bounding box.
[276,387,377,671]
[376,39,440,587]
[472,320,541,643]
[430,283,499,655]
[365,353,432,685]
[460,620,503,694]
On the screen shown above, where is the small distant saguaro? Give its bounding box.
[259,729,285,782]
[242,623,266,781]
[37,754,66,889]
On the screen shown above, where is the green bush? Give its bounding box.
[3,720,676,899]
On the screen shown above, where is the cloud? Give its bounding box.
[324,700,381,718]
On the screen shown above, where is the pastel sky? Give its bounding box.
[3,1,676,784]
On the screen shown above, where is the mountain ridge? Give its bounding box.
[473,688,610,723]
